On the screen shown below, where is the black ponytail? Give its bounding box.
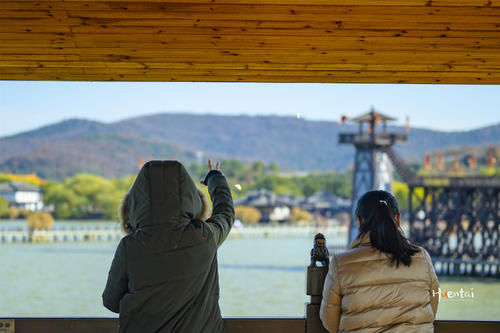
[355,190,420,267]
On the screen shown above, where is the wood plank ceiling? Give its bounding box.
[1,0,500,83]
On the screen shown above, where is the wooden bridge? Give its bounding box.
[388,147,500,278]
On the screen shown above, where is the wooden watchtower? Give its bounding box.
[339,109,407,243]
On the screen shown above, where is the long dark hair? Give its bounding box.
[355,190,420,267]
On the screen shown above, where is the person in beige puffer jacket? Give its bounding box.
[320,190,439,333]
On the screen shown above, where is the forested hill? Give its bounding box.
[0,113,498,179]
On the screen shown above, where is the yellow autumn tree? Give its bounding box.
[27,212,54,231]
[290,207,311,224]
[235,205,261,224]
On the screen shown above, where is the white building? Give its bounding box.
[0,181,44,211]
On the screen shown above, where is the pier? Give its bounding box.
[0,224,348,246]
[0,226,122,244]
[226,225,347,244]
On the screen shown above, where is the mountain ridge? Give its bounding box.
[1,113,498,179]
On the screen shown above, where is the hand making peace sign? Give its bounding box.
[200,159,221,185]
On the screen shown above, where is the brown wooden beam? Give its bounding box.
[1,0,500,83]
[3,318,500,333]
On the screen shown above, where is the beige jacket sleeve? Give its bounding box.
[320,255,341,333]
[424,249,440,317]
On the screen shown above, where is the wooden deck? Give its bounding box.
[2,318,499,333]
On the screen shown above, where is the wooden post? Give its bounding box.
[305,266,328,333]
[305,233,329,333]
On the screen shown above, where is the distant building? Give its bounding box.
[235,188,351,222]
[0,181,44,211]
[235,189,299,222]
[299,190,351,218]
[235,189,276,222]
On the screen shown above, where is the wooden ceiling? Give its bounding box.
[1,0,500,83]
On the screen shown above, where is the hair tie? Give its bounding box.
[379,200,388,206]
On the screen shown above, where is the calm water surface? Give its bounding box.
[1,235,499,320]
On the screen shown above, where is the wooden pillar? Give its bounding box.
[306,233,329,333]
[305,266,328,333]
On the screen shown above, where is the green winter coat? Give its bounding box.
[103,160,234,333]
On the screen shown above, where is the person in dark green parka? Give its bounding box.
[103,159,234,333]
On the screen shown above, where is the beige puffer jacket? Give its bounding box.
[320,232,439,333]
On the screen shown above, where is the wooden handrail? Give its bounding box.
[1,318,499,333]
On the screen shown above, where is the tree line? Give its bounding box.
[40,160,354,220]
[0,159,430,221]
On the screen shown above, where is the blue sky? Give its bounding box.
[0,81,499,137]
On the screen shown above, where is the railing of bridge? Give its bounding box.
[1,317,499,333]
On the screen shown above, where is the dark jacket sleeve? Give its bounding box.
[204,170,235,247]
[102,239,128,313]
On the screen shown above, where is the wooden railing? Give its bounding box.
[1,318,500,333]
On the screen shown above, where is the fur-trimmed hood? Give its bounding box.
[119,160,211,234]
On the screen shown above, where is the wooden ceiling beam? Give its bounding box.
[1,0,499,83]
[2,72,498,84]
[3,0,499,6]
[2,49,499,65]
[2,61,500,74]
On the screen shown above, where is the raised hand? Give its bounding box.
[208,159,220,171]
[200,159,221,185]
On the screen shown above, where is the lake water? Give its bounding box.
[1,227,499,320]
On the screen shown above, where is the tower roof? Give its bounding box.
[351,111,397,123]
